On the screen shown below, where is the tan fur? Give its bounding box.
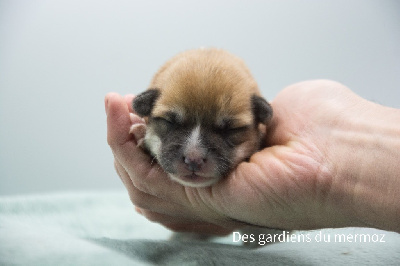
[150,48,261,126]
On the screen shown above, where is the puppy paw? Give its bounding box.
[129,113,146,147]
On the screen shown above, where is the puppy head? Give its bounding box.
[132,50,272,187]
[133,89,272,187]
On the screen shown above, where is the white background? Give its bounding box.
[1,0,399,195]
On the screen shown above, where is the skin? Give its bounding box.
[105,80,400,235]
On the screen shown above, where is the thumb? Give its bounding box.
[105,93,133,147]
[105,93,151,171]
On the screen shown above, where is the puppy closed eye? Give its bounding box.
[153,117,174,127]
[152,112,183,132]
[214,124,249,135]
[227,126,249,133]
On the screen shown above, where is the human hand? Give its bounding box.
[106,80,400,233]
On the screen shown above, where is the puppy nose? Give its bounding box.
[183,156,206,172]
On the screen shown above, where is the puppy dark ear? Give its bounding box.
[251,95,273,124]
[132,89,160,117]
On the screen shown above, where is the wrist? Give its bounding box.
[328,101,400,232]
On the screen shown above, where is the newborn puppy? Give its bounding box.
[132,48,273,188]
